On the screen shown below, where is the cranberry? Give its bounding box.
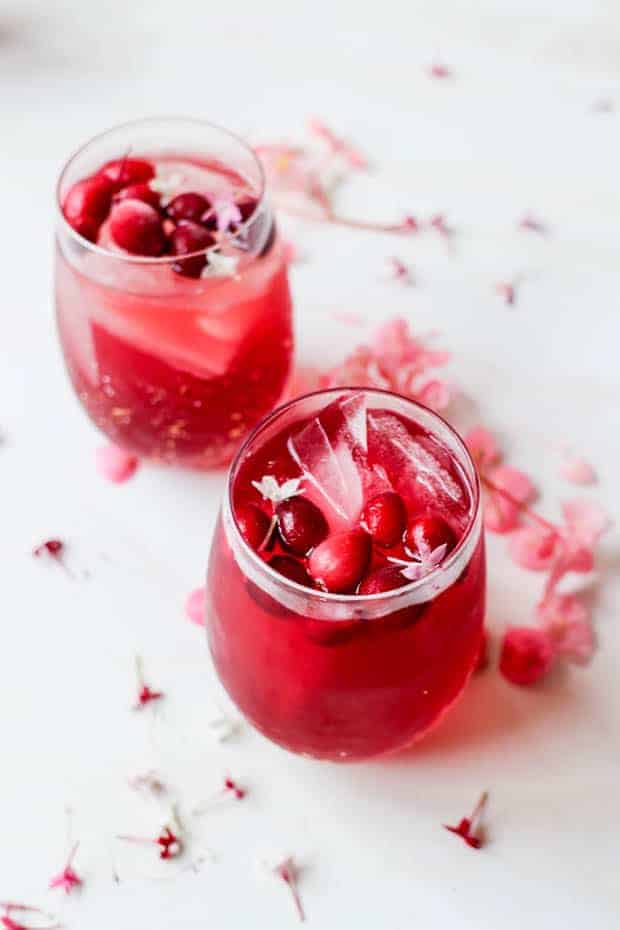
[98,157,155,190]
[63,174,114,236]
[270,555,312,587]
[308,529,371,594]
[499,627,555,686]
[236,503,271,551]
[276,497,328,556]
[166,192,210,223]
[114,182,161,211]
[404,513,456,558]
[358,565,407,595]
[109,199,166,256]
[361,492,406,547]
[170,220,215,278]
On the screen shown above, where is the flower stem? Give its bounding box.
[277,204,414,235]
[480,475,558,535]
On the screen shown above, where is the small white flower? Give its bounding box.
[251,475,302,504]
[201,251,239,278]
[390,542,448,581]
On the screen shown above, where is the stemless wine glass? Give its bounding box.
[206,388,485,761]
[55,118,293,469]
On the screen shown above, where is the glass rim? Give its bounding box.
[55,115,268,265]
[224,386,482,610]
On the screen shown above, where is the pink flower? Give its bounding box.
[306,116,368,170]
[185,586,206,627]
[483,465,537,534]
[321,317,452,412]
[49,843,82,894]
[465,426,501,471]
[536,593,595,665]
[508,524,558,571]
[544,499,611,595]
[95,444,138,483]
[499,626,555,686]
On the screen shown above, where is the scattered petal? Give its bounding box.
[518,213,548,236]
[508,525,558,571]
[133,657,164,710]
[464,426,502,471]
[560,457,597,485]
[208,711,242,743]
[444,792,488,849]
[499,626,555,686]
[306,116,367,170]
[95,444,138,483]
[185,586,206,627]
[0,903,59,930]
[537,593,595,665]
[495,281,516,305]
[387,256,412,284]
[32,539,64,560]
[428,61,452,79]
[273,857,305,922]
[561,498,611,549]
[483,465,537,533]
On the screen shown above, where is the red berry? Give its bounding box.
[98,157,155,190]
[114,182,161,211]
[270,555,312,587]
[358,565,407,595]
[361,492,406,547]
[170,220,215,278]
[63,174,114,236]
[499,627,555,686]
[166,192,210,223]
[276,497,328,556]
[308,529,371,594]
[404,513,456,559]
[236,503,271,551]
[109,199,166,256]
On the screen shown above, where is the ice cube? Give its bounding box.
[367,411,464,510]
[288,393,373,531]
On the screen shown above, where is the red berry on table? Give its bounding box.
[109,199,166,256]
[276,497,328,556]
[166,192,211,223]
[270,555,312,587]
[169,220,215,278]
[361,492,407,547]
[404,513,456,559]
[63,174,114,236]
[236,503,271,551]
[499,626,555,686]
[358,565,407,595]
[308,529,371,594]
[114,182,161,211]
[98,157,155,190]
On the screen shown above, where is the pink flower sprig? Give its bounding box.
[273,857,305,922]
[306,116,368,170]
[388,257,413,284]
[133,656,164,710]
[117,809,183,861]
[444,791,488,849]
[0,903,59,930]
[49,841,82,894]
[321,317,452,413]
[194,777,247,814]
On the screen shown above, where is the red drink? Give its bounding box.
[55,119,293,468]
[206,389,485,760]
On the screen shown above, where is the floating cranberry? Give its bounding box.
[358,565,407,595]
[170,220,215,278]
[166,192,210,223]
[270,555,312,587]
[99,157,155,190]
[276,497,328,556]
[308,529,371,594]
[404,513,456,559]
[499,627,555,686]
[114,182,161,211]
[236,503,271,551]
[361,492,406,547]
[63,174,114,237]
[109,199,166,256]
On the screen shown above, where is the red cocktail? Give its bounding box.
[55,119,293,468]
[206,388,485,760]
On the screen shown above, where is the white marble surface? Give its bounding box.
[1,1,619,927]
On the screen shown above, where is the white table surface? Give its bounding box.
[1,1,619,927]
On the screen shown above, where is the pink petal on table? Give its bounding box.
[95,444,139,483]
[560,457,597,485]
[492,465,536,503]
[537,592,595,665]
[416,378,452,411]
[185,586,206,627]
[561,499,611,548]
[508,525,558,571]
[484,466,536,534]
[464,426,501,470]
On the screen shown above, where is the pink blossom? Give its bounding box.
[560,457,597,485]
[483,465,537,534]
[95,444,138,483]
[185,586,206,627]
[464,426,501,471]
[536,593,595,665]
[508,524,558,571]
[321,317,452,412]
[306,116,368,170]
[49,843,82,894]
[543,499,611,595]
